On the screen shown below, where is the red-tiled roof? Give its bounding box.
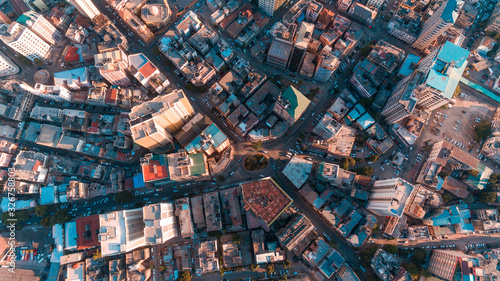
[142,159,169,182]
[138,61,157,78]
[76,215,100,249]
[32,160,42,171]
[241,178,293,226]
[64,46,80,62]
[442,177,470,199]
[105,88,117,104]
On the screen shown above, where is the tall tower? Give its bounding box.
[367,178,415,217]
[17,11,61,45]
[381,42,469,124]
[411,0,458,50]
[0,22,51,61]
[259,0,288,17]
[67,0,101,20]
[0,50,19,77]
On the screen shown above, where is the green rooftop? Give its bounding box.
[281,85,310,121]
[189,153,206,176]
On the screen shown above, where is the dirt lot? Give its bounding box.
[423,94,496,156]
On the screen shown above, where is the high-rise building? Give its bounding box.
[337,0,353,13]
[366,0,385,9]
[314,46,339,82]
[17,11,61,45]
[25,0,50,13]
[288,22,314,73]
[486,1,500,33]
[0,22,51,61]
[366,178,415,217]
[381,41,469,124]
[99,208,145,257]
[0,50,19,77]
[143,203,178,245]
[94,49,131,86]
[129,90,195,150]
[67,0,101,20]
[266,23,296,69]
[259,0,287,17]
[411,0,458,50]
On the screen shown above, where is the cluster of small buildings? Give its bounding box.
[387,0,467,53]
[370,249,412,281]
[261,0,365,82]
[43,177,296,279]
[212,2,270,47]
[427,249,500,281]
[0,149,127,211]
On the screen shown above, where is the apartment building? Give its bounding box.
[129,90,195,150]
[367,178,415,217]
[0,22,51,61]
[381,42,469,124]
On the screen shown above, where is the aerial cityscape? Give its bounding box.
[0,0,500,280]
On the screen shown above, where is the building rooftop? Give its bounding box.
[425,42,470,100]
[76,215,100,250]
[175,197,194,237]
[274,86,310,124]
[282,156,313,188]
[141,154,169,183]
[241,177,293,226]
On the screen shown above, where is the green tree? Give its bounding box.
[93,249,102,260]
[34,58,43,66]
[341,157,356,170]
[232,234,242,244]
[115,191,134,203]
[151,45,161,56]
[413,249,427,264]
[384,244,398,255]
[252,141,263,152]
[283,260,291,269]
[372,224,380,235]
[453,85,461,97]
[159,265,168,272]
[54,209,70,225]
[266,263,275,274]
[474,119,492,142]
[467,169,480,177]
[35,205,48,217]
[328,240,338,248]
[2,210,30,226]
[18,55,32,66]
[356,166,374,176]
[177,271,191,281]
[360,246,378,266]
[40,216,51,227]
[442,192,454,203]
[360,44,375,57]
[438,170,450,178]
[249,264,259,271]
[489,173,500,184]
[478,191,497,203]
[366,155,379,162]
[403,263,419,278]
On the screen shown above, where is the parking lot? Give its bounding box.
[423,93,495,156]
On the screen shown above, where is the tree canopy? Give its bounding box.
[474,119,492,142]
[341,157,356,170]
[115,191,134,204]
[177,271,191,281]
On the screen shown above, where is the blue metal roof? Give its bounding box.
[398,53,421,77]
[426,42,470,99]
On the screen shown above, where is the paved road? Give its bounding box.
[371,233,500,252]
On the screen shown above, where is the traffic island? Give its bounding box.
[244,154,268,171]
